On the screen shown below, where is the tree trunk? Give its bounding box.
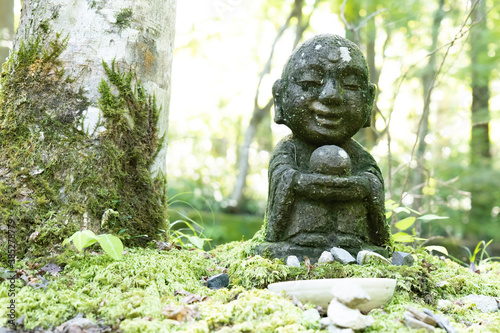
[468,0,492,237]
[411,0,445,218]
[0,0,14,63]
[229,0,307,212]
[357,19,379,149]
[0,0,176,256]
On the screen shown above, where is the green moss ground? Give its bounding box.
[0,242,499,332]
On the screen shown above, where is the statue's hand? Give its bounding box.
[294,173,371,201]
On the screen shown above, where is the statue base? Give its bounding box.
[254,241,389,264]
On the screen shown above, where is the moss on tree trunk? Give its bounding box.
[0,35,167,258]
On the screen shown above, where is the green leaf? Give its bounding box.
[188,236,208,250]
[394,207,411,214]
[72,230,97,252]
[395,217,416,231]
[96,234,123,260]
[393,232,415,243]
[385,211,393,219]
[417,214,449,221]
[385,201,399,211]
[425,246,448,255]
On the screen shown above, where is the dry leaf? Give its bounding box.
[304,256,316,273]
[161,305,199,322]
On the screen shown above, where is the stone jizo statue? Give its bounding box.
[258,34,391,260]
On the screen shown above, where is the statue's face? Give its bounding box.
[274,35,375,146]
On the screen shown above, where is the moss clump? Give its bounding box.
[0,33,166,258]
[114,8,133,30]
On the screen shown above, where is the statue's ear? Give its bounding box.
[272,79,285,124]
[363,83,376,128]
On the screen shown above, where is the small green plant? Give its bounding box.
[462,240,500,265]
[386,200,449,255]
[63,230,123,260]
[164,192,213,250]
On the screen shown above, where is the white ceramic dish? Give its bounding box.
[268,278,396,312]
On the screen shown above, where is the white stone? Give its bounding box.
[330,280,370,309]
[327,299,374,330]
[356,250,391,265]
[327,325,354,333]
[302,308,320,323]
[318,251,334,264]
[339,47,351,62]
[319,317,332,328]
[463,295,499,313]
[330,247,356,264]
[437,300,453,311]
[404,312,435,332]
[286,255,300,267]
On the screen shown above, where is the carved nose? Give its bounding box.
[319,79,342,104]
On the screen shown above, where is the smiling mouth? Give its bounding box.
[315,114,340,128]
[310,101,341,128]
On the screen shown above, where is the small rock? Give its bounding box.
[328,299,374,330]
[404,312,435,332]
[319,317,332,329]
[463,295,499,313]
[406,306,437,326]
[330,280,370,309]
[0,328,17,333]
[423,308,457,333]
[392,251,415,266]
[55,318,99,333]
[318,251,335,264]
[437,300,453,311]
[67,325,83,333]
[286,255,301,267]
[206,273,229,289]
[330,247,356,265]
[41,263,62,274]
[356,250,391,265]
[15,314,25,326]
[327,325,355,333]
[302,308,320,323]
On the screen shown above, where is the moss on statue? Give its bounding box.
[0,33,166,258]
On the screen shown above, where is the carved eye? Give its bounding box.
[342,74,364,91]
[343,84,361,90]
[295,72,323,88]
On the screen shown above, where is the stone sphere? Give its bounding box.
[309,145,351,176]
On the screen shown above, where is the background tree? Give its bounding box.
[229,0,320,213]
[467,0,496,239]
[0,0,176,256]
[410,0,445,221]
[0,0,14,63]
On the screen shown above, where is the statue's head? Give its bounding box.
[272,34,376,146]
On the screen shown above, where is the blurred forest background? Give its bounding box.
[1,0,499,257]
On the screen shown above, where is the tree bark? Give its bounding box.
[468,0,492,236]
[411,0,445,217]
[0,0,176,256]
[0,0,14,63]
[229,0,309,213]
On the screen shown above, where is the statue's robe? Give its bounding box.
[265,134,389,249]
